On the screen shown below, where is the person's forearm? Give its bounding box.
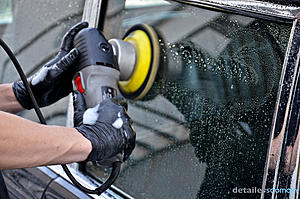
[0,111,91,169]
[0,83,24,113]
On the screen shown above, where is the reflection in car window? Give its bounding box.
[0,0,84,125]
[92,0,291,198]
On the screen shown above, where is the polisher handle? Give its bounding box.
[73,27,118,71]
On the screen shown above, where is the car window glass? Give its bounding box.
[84,1,293,198]
[0,0,84,125]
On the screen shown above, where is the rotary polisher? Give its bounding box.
[69,24,163,194]
[73,24,161,107]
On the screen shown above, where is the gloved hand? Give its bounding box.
[12,21,88,109]
[73,90,136,162]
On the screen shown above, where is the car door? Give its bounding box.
[2,0,300,199]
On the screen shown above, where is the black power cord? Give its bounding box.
[0,38,46,125]
[0,38,121,196]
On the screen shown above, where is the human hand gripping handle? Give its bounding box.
[12,21,88,109]
[73,90,136,162]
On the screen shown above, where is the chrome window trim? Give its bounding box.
[47,165,124,199]
[172,0,300,22]
[261,13,300,199]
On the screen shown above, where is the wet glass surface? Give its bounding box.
[0,0,84,125]
[85,1,292,198]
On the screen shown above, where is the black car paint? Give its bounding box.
[3,167,93,199]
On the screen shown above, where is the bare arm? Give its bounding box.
[0,83,24,113]
[0,111,91,169]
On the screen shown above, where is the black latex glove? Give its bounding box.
[73,90,136,162]
[12,21,88,109]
